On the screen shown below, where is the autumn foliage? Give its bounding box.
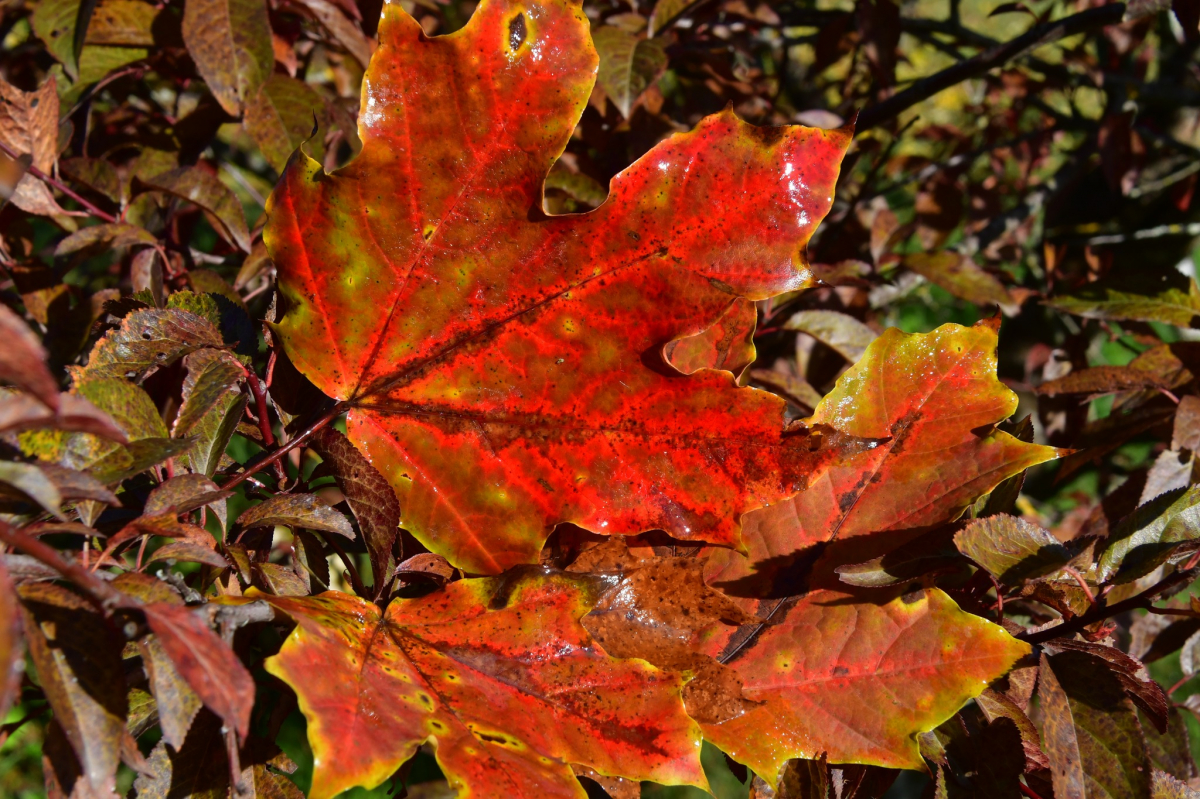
[2,0,1200,797]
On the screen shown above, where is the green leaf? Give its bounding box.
[955,514,1072,583]
[902,252,1015,311]
[784,309,877,363]
[592,27,667,118]
[236,493,355,539]
[1038,651,1151,799]
[244,74,328,173]
[20,583,127,797]
[1098,485,1200,583]
[1048,280,1200,327]
[173,349,245,438]
[31,0,93,78]
[139,167,252,252]
[74,308,224,381]
[181,0,273,116]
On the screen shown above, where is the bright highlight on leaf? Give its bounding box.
[265,0,854,574]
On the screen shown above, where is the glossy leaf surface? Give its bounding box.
[260,572,705,799]
[699,587,1029,783]
[264,0,853,573]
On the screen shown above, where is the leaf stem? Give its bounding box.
[0,140,118,223]
[219,404,345,492]
[1020,562,1200,646]
[0,521,127,610]
[856,3,1127,130]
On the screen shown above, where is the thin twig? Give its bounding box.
[0,140,118,223]
[856,3,1127,130]
[219,404,345,492]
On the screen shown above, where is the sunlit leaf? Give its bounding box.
[265,0,854,573]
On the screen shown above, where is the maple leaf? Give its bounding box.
[706,319,1062,596]
[256,570,705,799]
[264,0,853,573]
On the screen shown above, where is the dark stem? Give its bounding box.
[1020,562,1200,646]
[856,3,1127,130]
[245,373,277,448]
[219,404,345,492]
[0,140,118,223]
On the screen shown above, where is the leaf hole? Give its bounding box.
[508,13,526,50]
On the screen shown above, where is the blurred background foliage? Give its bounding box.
[2,0,1200,794]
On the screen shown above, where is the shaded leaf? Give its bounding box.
[150,541,231,568]
[0,461,67,519]
[1045,638,1170,734]
[707,321,1060,595]
[38,463,120,504]
[0,74,66,216]
[145,473,230,528]
[139,635,203,751]
[0,303,61,411]
[834,529,961,587]
[1143,708,1196,782]
[294,0,372,68]
[592,26,668,119]
[647,0,702,36]
[85,0,158,46]
[55,222,157,255]
[1048,280,1200,327]
[1173,395,1200,451]
[20,582,126,798]
[699,587,1029,782]
[0,558,21,725]
[265,0,855,574]
[955,514,1072,583]
[178,351,247,476]
[260,572,706,799]
[254,561,309,596]
[244,74,328,172]
[236,493,355,539]
[1039,651,1151,799]
[181,0,273,116]
[578,550,758,724]
[1098,485,1200,583]
[140,167,251,252]
[975,689,1050,772]
[784,309,876,364]
[0,390,127,439]
[902,252,1014,310]
[309,427,400,590]
[393,551,453,585]
[76,308,224,380]
[142,602,255,739]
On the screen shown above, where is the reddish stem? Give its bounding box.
[246,373,277,448]
[219,404,345,492]
[0,522,128,610]
[0,140,118,223]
